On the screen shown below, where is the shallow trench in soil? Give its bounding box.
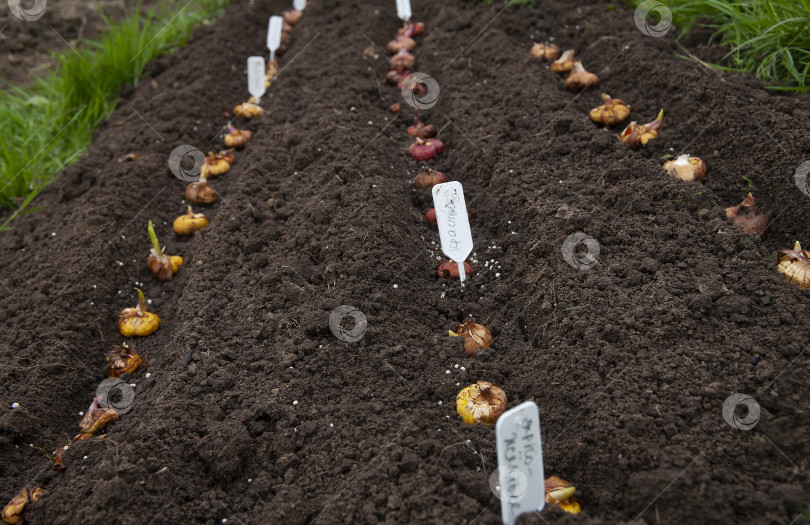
[1,0,809,523]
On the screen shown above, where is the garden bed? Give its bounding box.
[1,0,808,523]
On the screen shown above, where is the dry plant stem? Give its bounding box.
[550,49,576,72]
[664,154,707,182]
[52,442,70,472]
[450,319,492,356]
[117,153,139,163]
[146,220,183,280]
[456,381,507,426]
[620,109,663,149]
[589,93,630,125]
[724,193,770,237]
[777,241,810,288]
[118,288,160,337]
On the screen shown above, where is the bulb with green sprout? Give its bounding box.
[146,220,183,281]
[118,288,160,337]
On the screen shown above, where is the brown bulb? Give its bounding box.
[725,193,770,237]
[456,381,507,426]
[386,69,406,86]
[589,93,630,126]
[78,398,119,435]
[530,42,560,61]
[407,122,437,139]
[777,241,810,288]
[438,260,474,280]
[173,205,209,235]
[413,168,447,189]
[663,154,706,182]
[184,175,218,204]
[224,125,252,150]
[620,110,663,149]
[391,49,415,70]
[550,49,576,72]
[451,319,492,356]
[387,36,415,54]
[545,476,582,514]
[565,61,599,91]
[283,9,301,25]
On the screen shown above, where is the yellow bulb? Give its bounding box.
[559,499,582,514]
[456,381,507,426]
[118,289,160,337]
[173,207,209,235]
[118,311,160,337]
[169,255,183,273]
[234,102,264,118]
[201,158,231,177]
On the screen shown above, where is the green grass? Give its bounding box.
[562,305,587,312]
[625,0,810,92]
[0,0,230,230]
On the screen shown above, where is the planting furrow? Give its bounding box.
[0,0,312,521]
[0,0,808,523]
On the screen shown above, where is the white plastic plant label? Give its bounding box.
[267,15,283,61]
[247,56,266,101]
[396,0,411,21]
[495,401,545,525]
[293,0,306,10]
[431,181,473,284]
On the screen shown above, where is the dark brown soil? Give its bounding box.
[0,0,160,87]
[1,0,809,524]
